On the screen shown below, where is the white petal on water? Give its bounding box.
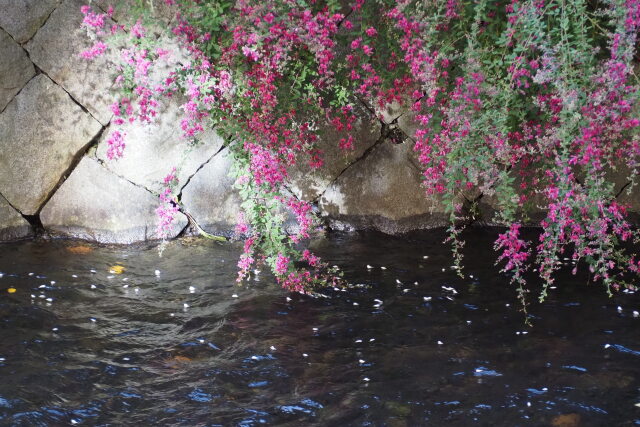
[52,328,58,332]
[527,402,531,407]
[635,403,640,408]
[366,265,373,269]
[355,339,363,343]
[633,311,639,318]
[198,339,205,343]
[232,294,239,298]
[604,344,611,349]
[50,281,56,285]
[359,359,365,364]
[403,289,410,293]
[380,266,386,270]
[270,346,276,351]
[0,357,5,361]
[30,294,36,298]
[302,353,308,357]
[90,318,96,322]
[155,270,161,276]
[123,357,130,361]
[183,303,189,308]
[107,275,114,279]
[396,279,402,285]
[90,269,96,273]
[38,295,45,299]
[0,273,3,278]
[363,377,370,382]
[28,273,33,276]
[122,284,129,289]
[505,304,510,307]
[312,327,318,331]
[441,268,446,272]
[353,302,359,306]
[46,298,53,302]
[374,299,383,304]
[134,288,139,293]
[170,313,175,317]
[189,286,196,292]
[90,284,97,289]
[369,338,375,342]
[71,420,78,425]
[39,285,46,288]
[423,255,429,259]
[469,275,474,279]
[423,296,432,301]
[466,321,472,324]
[286,297,292,302]
[617,306,623,313]
[437,341,443,345]
[71,275,78,278]
[122,278,129,282]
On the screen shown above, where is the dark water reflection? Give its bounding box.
[0,229,639,426]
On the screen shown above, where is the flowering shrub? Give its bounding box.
[81,0,640,305]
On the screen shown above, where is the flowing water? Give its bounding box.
[0,229,639,426]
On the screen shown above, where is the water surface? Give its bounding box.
[0,229,639,426]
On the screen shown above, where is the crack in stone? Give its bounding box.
[177,143,227,200]
[36,125,107,216]
[18,0,63,46]
[33,65,103,124]
[94,156,158,196]
[0,73,38,116]
[0,28,37,115]
[615,181,632,199]
[313,121,392,204]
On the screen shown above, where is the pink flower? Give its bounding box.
[275,253,290,275]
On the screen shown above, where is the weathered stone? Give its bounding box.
[0,74,102,215]
[95,101,224,194]
[181,149,242,237]
[320,141,448,234]
[0,194,32,241]
[41,157,187,243]
[25,0,116,125]
[0,0,61,43]
[289,101,381,202]
[0,28,35,112]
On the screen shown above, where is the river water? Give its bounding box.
[0,229,639,426]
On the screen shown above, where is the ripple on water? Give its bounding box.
[0,232,638,425]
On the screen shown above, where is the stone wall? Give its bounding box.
[0,1,637,244]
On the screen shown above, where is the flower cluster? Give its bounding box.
[81,0,640,306]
